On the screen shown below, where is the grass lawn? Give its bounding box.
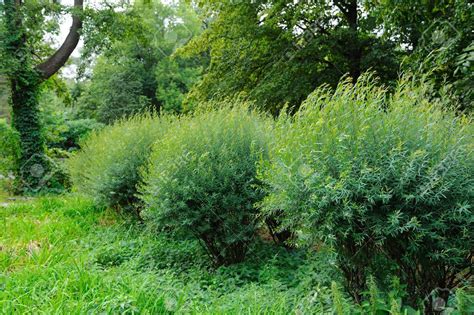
[0,196,341,314]
[2,196,472,314]
[0,190,8,203]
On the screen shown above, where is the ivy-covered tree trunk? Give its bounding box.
[10,72,49,192]
[3,0,45,192]
[3,0,83,193]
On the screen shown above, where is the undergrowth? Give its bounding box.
[1,196,472,314]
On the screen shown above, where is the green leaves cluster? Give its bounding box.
[259,75,474,306]
[379,0,474,112]
[76,0,204,123]
[140,105,272,265]
[68,114,173,212]
[39,89,104,151]
[0,118,19,170]
[181,0,473,113]
[0,0,63,77]
[181,0,402,113]
[0,118,20,191]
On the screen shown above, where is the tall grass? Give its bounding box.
[2,198,472,313]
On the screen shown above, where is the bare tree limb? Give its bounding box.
[36,0,84,80]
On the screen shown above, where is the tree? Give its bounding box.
[372,0,474,112]
[1,0,83,192]
[75,0,203,123]
[181,0,401,114]
[182,0,472,114]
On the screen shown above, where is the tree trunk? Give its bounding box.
[3,0,45,192]
[11,73,49,193]
[346,0,361,82]
[334,0,362,82]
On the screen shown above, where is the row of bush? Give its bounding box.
[68,76,473,312]
[69,105,270,265]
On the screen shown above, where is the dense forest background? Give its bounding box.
[1,0,472,123]
[1,0,472,191]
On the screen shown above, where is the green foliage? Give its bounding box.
[77,57,155,123]
[331,282,348,315]
[181,0,401,113]
[0,196,168,314]
[259,75,474,306]
[39,89,104,151]
[182,0,473,114]
[0,0,81,193]
[3,196,473,313]
[76,0,203,123]
[0,0,63,78]
[0,118,19,171]
[68,114,172,213]
[455,288,474,314]
[155,57,203,113]
[0,118,20,192]
[61,118,104,149]
[6,87,105,195]
[371,0,474,111]
[2,97,70,195]
[140,105,272,265]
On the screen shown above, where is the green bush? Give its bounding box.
[259,75,474,308]
[140,105,272,266]
[0,119,19,170]
[68,114,172,213]
[0,119,20,192]
[39,90,104,151]
[62,119,104,150]
[0,120,71,194]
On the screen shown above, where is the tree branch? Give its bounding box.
[333,0,358,30]
[36,0,84,80]
[333,0,349,17]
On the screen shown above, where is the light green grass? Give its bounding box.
[2,196,471,314]
[0,197,169,314]
[0,196,339,314]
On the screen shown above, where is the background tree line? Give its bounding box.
[0,0,473,192]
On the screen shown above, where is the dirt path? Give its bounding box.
[1,197,33,208]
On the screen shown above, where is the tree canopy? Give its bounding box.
[76,0,204,123]
[179,0,473,113]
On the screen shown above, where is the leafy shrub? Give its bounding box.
[259,75,474,308]
[68,114,172,213]
[41,147,73,193]
[39,91,104,151]
[3,195,472,314]
[140,105,272,266]
[0,119,20,192]
[60,119,104,150]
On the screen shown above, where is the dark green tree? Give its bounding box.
[372,0,474,111]
[182,0,472,114]
[181,0,402,113]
